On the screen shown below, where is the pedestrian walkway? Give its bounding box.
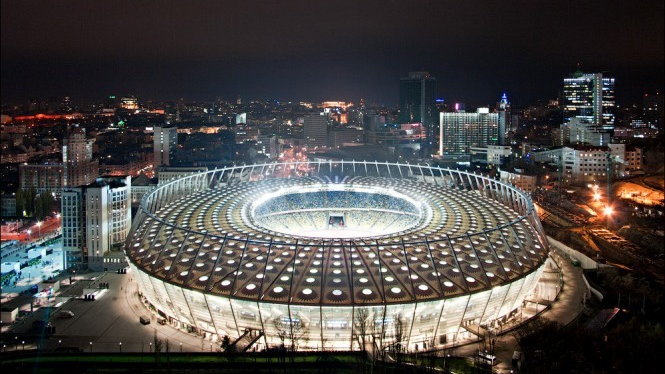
[438,246,588,373]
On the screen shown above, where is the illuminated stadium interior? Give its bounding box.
[126,161,552,352]
[246,184,428,239]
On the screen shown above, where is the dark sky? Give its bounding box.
[2,0,663,106]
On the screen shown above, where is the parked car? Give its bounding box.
[139,316,151,325]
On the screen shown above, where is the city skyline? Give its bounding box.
[1,1,663,372]
[2,0,663,106]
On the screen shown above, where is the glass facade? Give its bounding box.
[131,260,546,350]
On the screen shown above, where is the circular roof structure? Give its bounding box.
[126,161,549,306]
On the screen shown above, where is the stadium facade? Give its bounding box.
[126,161,551,351]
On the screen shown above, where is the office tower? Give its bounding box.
[643,93,663,129]
[399,72,437,148]
[62,128,99,187]
[497,93,511,145]
[61,176,131,267]
[439,108,499,155]
[153,126,178,167]
[304,113,329,148]
[563,70,615,130]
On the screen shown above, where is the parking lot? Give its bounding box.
[3,270,217,353]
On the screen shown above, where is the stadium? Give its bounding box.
[125,161,551,352]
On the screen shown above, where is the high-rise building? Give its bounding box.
[399,72,437,149]
[153,126,178,167]
[62,128,98,187]
[439,108,499,155]
[497,93,511,145]
[61,176,131,268]
[563,70,615,130]
[304,113,329,148]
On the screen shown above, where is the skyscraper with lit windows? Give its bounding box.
[399,72,437,151]
[563,70,615,130]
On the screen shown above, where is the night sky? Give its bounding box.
[1,0,663,106]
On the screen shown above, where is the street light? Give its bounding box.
[37,221,42,238]
[27,229,32,240]
[603,206,614,217]
[89,341,93,352]
[119,342,122,352]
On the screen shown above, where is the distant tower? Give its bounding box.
[153,126,178,167]
[563,70,615,130]
[304,113,329,148]
[497,93,511,145]
[62,128,98,187]
[399,72,437,151]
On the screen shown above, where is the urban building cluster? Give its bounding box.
[0,68,662,274]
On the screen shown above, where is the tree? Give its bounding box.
[35,192,55,220]
[220,335,234,352]
[273,314,309,355]
[153,331,164,367]
[15,188,37,217]
[354,308,370,352]
[393,313,406,359]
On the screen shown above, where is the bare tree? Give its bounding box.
[370,311,387,361]
[288,313,309,352]
[153,331,163,366]
[393,313,406,360]
[354,308,370,352]
[273,317,288,349]
[154,331,164,353]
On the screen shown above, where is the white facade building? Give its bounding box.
[563,117,610,146]
[532,145,625,184]
[61,176,131,266]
